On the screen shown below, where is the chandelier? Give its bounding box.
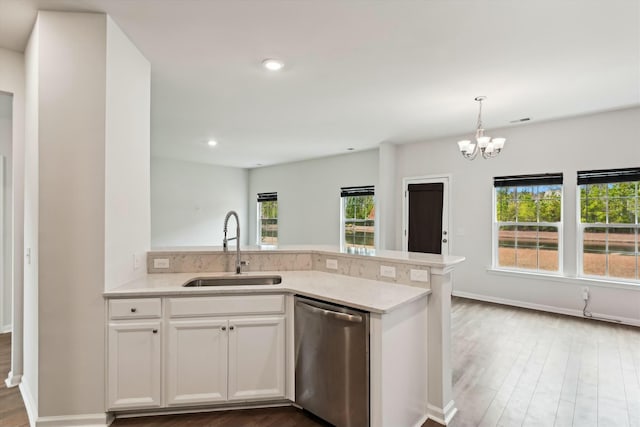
[457,96,506,160]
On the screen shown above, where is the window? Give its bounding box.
[257,192,278,245]
[341,186,375,251]
[494,174,563,272]
[578,168,640,281]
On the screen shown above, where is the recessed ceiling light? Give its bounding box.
[262,58,284,71]
[207,139,218,147]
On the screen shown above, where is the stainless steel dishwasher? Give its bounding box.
[295,296,370,427]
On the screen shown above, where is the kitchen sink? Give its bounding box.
[182,275,282,287]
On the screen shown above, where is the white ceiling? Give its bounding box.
[1,0,639,168]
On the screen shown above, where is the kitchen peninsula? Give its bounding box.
[104,246,464,427]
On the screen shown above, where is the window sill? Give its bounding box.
[486,267,640,291]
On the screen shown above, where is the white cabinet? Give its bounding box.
[165,295,286,406]
[166,318,229,406]
[228,316,285,401]
[107,321,161,410]
[166,315,285,406]
[107,294,287,412]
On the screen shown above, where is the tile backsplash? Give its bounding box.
[148,249,431,288]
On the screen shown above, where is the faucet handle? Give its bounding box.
[237,260,249,274]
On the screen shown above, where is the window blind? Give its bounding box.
[257,192,277,202]
[340,185,374,197]
[577,167,640,185]
[494,173,563,187]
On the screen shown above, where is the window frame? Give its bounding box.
[576,174,640,282]
[340,186,376,252]
[492,175,564,274]
[256,192,278,246]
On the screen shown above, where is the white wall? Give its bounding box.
[0,96,11,332]
[151,157,249,247]
[248,149,379,246]
[396,107,640,324]
[0,45,25,385]
[377,142,396,250]
[104,16,151,290]
[36,11,108,417]
[23,20,40,411]
[23,11,151,421]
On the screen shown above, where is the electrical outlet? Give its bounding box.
[410,269,430,282]
[582,287,590,301]
[133,253,141,270]
[326,259,338,270]
[153,258,170,269]
[380,265,396,278]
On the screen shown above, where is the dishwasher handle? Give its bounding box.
[296,300,363,323]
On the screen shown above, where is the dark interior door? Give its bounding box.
[408,183,444,254]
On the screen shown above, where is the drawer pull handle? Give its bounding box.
[152,329,158,334]
[221,326,226,331]
[229,326,235,331]
[130,308,137,313]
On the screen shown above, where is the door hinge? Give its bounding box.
[404,229,407,236]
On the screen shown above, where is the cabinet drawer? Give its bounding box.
[168,295,285,318]
[110,298,161,320]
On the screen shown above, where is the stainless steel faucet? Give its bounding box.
[223,210,242,274]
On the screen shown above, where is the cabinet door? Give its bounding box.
[108,321,161,410]
[228,316,285,401]
[166,318,228,406]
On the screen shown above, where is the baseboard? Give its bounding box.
[18,381,112,427]
[412,413,430,427]
[5,371,22,387]
[452,290,640,327]
[35,413,113,427]
[115,400,292,419]
[428,400,457,425]
[19,379,38,427]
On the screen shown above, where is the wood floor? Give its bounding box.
[449,297,640,427]
[1,297,638,427]
[0,333,29,427]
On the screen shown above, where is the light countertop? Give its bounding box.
[104,270,430,314]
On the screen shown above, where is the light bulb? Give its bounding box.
[457,140,471,152]
[262,59,284,71]
[493,138,506,149]
[465,143,476,154]
[477,136,491,148]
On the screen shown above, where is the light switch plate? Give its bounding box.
[380,265,396,278]
[326,259,338,270]
[133,253,142,269]
[153,258,170,269]
[410,269,430,283]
